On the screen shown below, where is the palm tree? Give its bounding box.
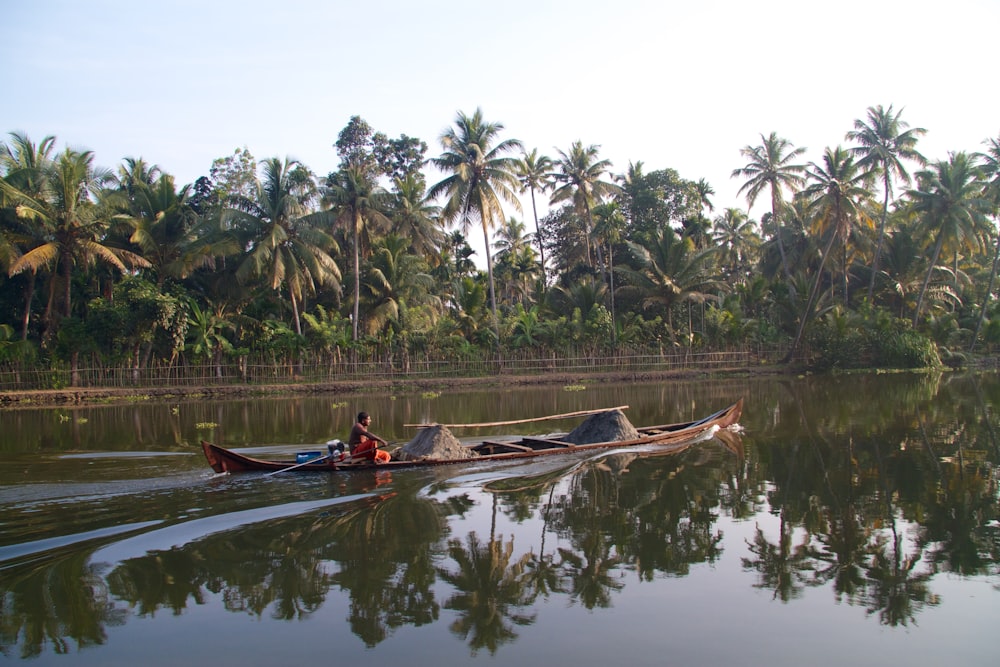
[120,173,201,287]
[389,173,443,262]
[694,177,715,214]
[0,132,56,191]
[185,300,235,378]
[1,132,56,339]
[592,201,626,341]
[847,105,926,301]
[550,141,619,272]
[971,135,1000,351]
[801,146,874,305]
[907,153,990,326]
[493,216,538,306]
[732,132,807,284]
[2,147,149,336]
[325,164,390,340]
[429,109,523,339]
[227,157,340,336]
[683,178,716,248]
[361,234,439,336]
[113,156,162,197]
[619,228,723,334]
[785,147,874,360]
[712,207,761,285]
[514,149,553,281]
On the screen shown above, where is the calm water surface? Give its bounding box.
[1,373,998,665]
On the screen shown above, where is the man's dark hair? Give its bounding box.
[358,412,369,422]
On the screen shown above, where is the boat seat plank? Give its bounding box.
[519,437,575,448]
[476,440,536,454]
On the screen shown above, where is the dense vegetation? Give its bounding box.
[1,106,999,384]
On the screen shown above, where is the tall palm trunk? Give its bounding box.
[971,229,1000,352]
[868,178,892,302]
[784,224,839,362]
[842,226,850,306]
[772,188,793,285]
[608,245,617,345]
[529,186,546,282]
[290,290,302,336]
[480,219,500,342]
[584,201,605,273]
[61,249,73,319]
[20,271,36,340]
[352,209,361,341]
[913,232,946,327]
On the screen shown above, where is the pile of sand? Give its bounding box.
[396,425,477,461]
[563,409,640,445]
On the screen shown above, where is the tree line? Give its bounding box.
[1,106,999,382]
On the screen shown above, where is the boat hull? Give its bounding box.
[201,399,742,474]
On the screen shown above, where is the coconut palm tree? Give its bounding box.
[325,164,390,340]
[908,152,990,326]
[732,132,807,285]
[113,156,162,197]
[550,141,619,272]
[712,207,761,284]
[619,227,723,334]
[429,108,523,338]
[493,216,539,307]
[226,157,340,336]
[800,146,874,306]
[361,234,439,336]
[120,173,202,287]
[514,149,553,281]
[0,132,56,191]
[784,147,874,360]
[1,132,57,339]
[2,147,149,336]
[971,135,1000,351]
[846,105,926,301]
[592,201,626,341]
[389,173,443,262]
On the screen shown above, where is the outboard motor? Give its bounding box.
[327,439,347,460]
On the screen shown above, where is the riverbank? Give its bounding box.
[0,365,790,407]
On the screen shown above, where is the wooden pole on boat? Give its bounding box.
[404,405,629,429]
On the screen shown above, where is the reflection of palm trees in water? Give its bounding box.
[524,486,567,601]
[742,517,814,602]
[329,490,450,646]
[437,524,535,656]
[864,436,935,626]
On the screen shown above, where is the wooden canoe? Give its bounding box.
[201,399,742,474]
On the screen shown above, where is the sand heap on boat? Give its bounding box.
[563,409,640,445]
[396,424,477,461]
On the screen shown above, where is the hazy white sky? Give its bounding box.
[4,0,998,231]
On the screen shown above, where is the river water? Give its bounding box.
[0,372,997,665]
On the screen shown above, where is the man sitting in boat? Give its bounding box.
[349,412,391,464]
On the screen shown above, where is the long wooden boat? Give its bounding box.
[201,399,742,474]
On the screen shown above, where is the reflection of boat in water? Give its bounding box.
[201,400,743,474]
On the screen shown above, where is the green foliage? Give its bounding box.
[807,307,940,370]
[875,329,940,368]
[257,320,306,357]
[53,317,98,362]
[703,304,744,346]
[302,305,351,356]
[185,302,234,361]
[0,323,36,363]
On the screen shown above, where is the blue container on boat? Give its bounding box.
[296,451,322,464]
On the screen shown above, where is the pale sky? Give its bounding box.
[4,0,998,250]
